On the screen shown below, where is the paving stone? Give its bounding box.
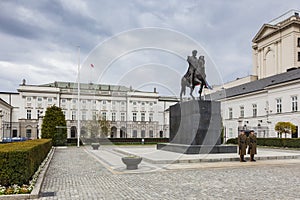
[37,146,300,200]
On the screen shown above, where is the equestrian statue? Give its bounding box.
[180,50,211,101]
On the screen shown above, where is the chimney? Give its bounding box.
[154,87,157,93]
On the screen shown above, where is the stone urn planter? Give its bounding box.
[121,156,142,170]
[91,143,100,150]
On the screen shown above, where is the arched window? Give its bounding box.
[71,126,77,138]
[111,126,117,138]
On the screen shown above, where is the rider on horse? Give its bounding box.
[184,50,207,89]
[180,50,210,101]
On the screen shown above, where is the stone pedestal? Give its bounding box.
[157,100,236,154]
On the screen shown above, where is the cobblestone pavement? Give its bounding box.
[38,147,300,200]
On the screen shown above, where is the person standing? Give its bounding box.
[238,130,247,162]
[248,131,257,162]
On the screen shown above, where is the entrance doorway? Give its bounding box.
[71,126,77,138]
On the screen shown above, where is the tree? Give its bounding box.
[274,122,296,138]
[41,105,67,146]
[85,115,110,138]
[99,117,110,138]
[86,119,100,138]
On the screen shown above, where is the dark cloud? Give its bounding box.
[0,0,299,95]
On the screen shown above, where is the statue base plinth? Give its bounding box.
[157,143,237,154]
[157,100,237,154]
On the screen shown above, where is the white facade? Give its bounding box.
[0,81,178,139]
[252,10,300,79]
[222,79,300,140]
[0,98,13,140]
[218,11,300,140]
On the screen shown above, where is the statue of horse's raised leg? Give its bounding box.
[198,81,204,100]
[190,85,195,100]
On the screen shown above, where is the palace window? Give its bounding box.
[252,104,257,117]
[111,112,116,121]
[102,112,107,120]
[121,113,125,121]
[149,130,154,138]
[132,130,137,138]
[149,113,153,122]
[27,110,31,119]
[141,130,145,138]
[37,97,43,108]
[228,108,233,119]
[228,128,233,138]
[133,113,137,121]
[72,111,76,120]
[298,38,300,47]
[240,106,244,118]
[291,96,298,112]
[141,113,145,122]
[92,111,97,120]
[298,52,300,61]
[82,111,86,120]
[276,98,282,113]
[26,129,32,138]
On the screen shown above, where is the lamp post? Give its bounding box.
[77,46,81,148]
[0,110,3,140]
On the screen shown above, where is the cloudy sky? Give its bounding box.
[0,0,299,95]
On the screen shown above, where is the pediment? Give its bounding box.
[252,24,279,42]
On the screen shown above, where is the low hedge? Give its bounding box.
[0,139,52,186]
[81,137,169,145]
[226,137,300,148]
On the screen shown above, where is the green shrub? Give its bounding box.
[226,138,238,144]
[0,139,52,186]
[227,137,300,148]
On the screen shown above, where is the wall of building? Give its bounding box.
[4,83,178,139]
[252,16,300,79]
[0,99,12,139]
[222,81,300,140]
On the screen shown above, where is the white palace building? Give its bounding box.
[1,10,300,141]
[206,10,300,140]
[0,80,178,139]
[0,82,178,140]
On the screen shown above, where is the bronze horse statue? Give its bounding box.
[180,66,207,101]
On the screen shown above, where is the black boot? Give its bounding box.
[240,155,247,162]
[251,154,256,162]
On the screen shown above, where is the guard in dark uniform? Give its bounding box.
[238,130,247,162]
[247,131,257,162]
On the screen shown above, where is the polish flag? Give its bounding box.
[90,64,94,68]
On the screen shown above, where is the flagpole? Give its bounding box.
[77,46,81,148]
